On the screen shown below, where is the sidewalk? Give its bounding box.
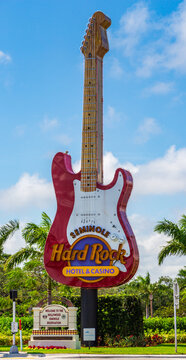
[0,353,186,360]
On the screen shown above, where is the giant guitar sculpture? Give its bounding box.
[44,11,139,288]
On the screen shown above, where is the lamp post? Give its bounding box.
[9,290,19,354]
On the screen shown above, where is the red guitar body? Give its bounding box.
[44,152,139,288]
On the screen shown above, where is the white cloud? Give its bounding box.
[104,105,122,127]
[134,145,186,195]
[144,82,174,95]
[135,117,161,143]
[0,173,54,211]
[0,50,11,64]
[110,2,150,56]
[72,159,81,173]
[40,116,59,131]
[111,1,186,77]
[137,0,186,76]
[103,151,138,184]
[165,0,186,72]
[136,54,164,78]
[103,146,186,195]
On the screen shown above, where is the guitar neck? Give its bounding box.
[81,56,103,192]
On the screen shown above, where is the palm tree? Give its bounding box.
[136,272,156,318]
[154,215,186,265]
[0,213,53,304]
[126,272,156,318]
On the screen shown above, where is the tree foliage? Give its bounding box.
[154,215,186,265]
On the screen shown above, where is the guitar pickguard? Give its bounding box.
[67,171,130,272]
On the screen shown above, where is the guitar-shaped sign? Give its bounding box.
[44,11,139,288]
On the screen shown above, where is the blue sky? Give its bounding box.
[0,0,186,282]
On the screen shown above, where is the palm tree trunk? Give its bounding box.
[47,276,52,305]
[145,303,149,319]
[149,293,153,317]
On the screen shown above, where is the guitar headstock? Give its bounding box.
[81,11,111,58]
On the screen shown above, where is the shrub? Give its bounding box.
[70,294,144,340]
[0,333,30,346]
[103,333,146,347]
[143,317,186,333]
[0,317,33,335]
[28,345,67,349]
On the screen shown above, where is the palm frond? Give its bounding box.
[158,239,186,265]
[154,219,181,240]
[0,220,19,246]
[179,215,186,232]
[22,223,47,249]
[41,212,52,231]
[5,247,42,270]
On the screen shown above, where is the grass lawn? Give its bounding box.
[0,344,185,355]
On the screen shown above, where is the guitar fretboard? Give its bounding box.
[81,56,103,192]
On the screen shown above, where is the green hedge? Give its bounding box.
[143,317,186,333]
[70,294,144,339]
[0,317,33,335]
[0,295,143,340]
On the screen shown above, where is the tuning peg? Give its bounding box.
[80,46,87,52]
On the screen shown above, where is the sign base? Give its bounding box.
[81,288,97,347]
[28,330,80,349]
[9,345,19,354]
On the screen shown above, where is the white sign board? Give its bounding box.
[173,281,179,309]
[11,322,18,333]
[40,305,68,327]
[83,328,96,341]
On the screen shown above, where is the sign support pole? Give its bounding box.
[174,295,177,353]
[173,281,179,353]
[13,301,16,347]
[81,288,97,346]
[9,290,19,354]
